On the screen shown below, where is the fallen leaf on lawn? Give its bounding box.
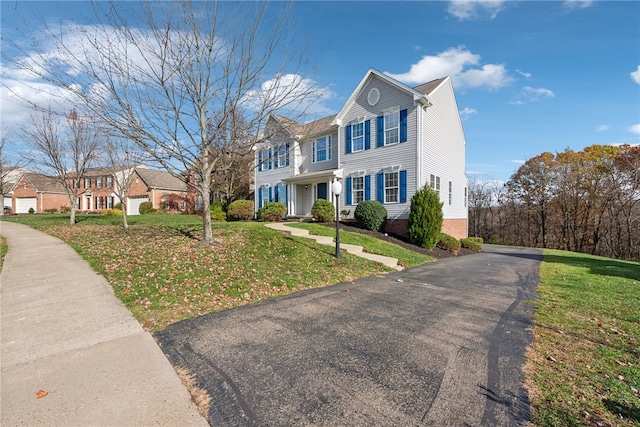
[35,390,48,399]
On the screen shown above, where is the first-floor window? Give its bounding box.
[95,196,104,210]
[385,172,399,203]
[352,176,364,204]
[464,187,468,207]
[262,187,269,207]
[448,181,453,205]
[430,174,441,196]
[107,196,114,209]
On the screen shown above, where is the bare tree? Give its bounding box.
[103,135,148,229]
[21,108,102,224]
[8,0,320,244]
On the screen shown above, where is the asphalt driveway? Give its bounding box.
[155,244,542,426]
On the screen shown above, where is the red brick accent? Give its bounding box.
[384,218,468,240]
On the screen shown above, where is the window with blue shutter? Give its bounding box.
[400,170,407,203]
[258,188,263,208]
[364,175,371,200]
[258,151,263,172]
[376,172,384,201]
[268,149,273,170]
[364,120,371,150]
[345,177,352,205]
[376,116,384,147]
[274,185,279,202]
[400,109,407,143]
[285,143,290,166]
[345,125,352,154]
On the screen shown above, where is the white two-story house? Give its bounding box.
[255,68,468,239]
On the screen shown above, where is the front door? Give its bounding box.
[316,182,327,200]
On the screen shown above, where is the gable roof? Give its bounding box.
[135,168,187,191]
[15,173,67,194]
[413,77,449,96]
[332,68,433,126]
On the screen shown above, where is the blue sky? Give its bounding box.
[2,1,639,182]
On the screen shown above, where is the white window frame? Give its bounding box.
[96,177,103,188]
[352,176,364,204]
[313,136,332,163]
[262,186,269,206]
[448,181,453,205]
[84,177,91,189]
[276,147,288,168]
[106,176,113,188]
[384,110,400,146]
[384,171,399,204]
[352,122,364,152]
[430,174,441,196]
[107,196,114,209]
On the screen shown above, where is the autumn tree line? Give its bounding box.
[469,144,640,262]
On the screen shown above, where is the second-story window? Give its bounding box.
[106,176,113,188]
[352,122,364,152]
[84,177,91,189]
[384,110,399,145]
[312,136,332,163]
[97,177,103,188]
[275,143,290,168]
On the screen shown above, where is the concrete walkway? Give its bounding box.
[0,221,208,427]
[265,222,401,270]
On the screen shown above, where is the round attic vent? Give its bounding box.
[367,87,380,106]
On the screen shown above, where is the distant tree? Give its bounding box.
[20,108,102,224]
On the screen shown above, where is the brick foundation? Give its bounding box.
[384,218,468,240]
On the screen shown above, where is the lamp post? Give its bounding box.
[332,179,342,258]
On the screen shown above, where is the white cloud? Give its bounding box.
[630,124,640,135]
[385,46,513,90]
[459,107,478,121]
[510,86,555,105]
[563,0,595,10]
[447,0,506,20]
[516,69,532,78]
[596,125,610,132]
[631,65,640,84]
[511,159,526,165]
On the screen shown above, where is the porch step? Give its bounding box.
[264,223,401,271]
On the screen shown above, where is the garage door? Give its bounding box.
[16,198,37,214]
[127,196,149,215]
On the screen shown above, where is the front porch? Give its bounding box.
[283,169,343,217]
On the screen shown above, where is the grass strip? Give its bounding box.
[527,249,640,426]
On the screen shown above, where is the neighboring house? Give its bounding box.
[127,168,190,215]
[77,167,121,212]
[255,68,468,239]
[1,167,29,213]
[10,173,69,213]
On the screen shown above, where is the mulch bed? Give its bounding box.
[318,222,478,259]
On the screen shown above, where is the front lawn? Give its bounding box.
[1,214,392,331]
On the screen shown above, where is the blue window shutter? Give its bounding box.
[258,151,263,172]
[312,141,316,163]
[269,186,273,202]
[285,185,288,214]
[285,143,290,166]
[376,172,384,202]
[345,125,352,154]
[274,185,279,202]
[365,175,371,200]
[377,116,384,147]
[258,188,263,208]
[268,149,273,169]
[345,177,352,205]
[400,170,407,203]
[328,136,332,160]
[400,109,408,143]
[273,151,278,169]
[364,120,371,150]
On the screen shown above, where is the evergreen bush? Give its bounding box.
[210,201,227,222]
[461,237,483,251]
[311,199,335,222]
[407,186,443,249]
[354,200,387,232]
[227,200,255,221]
[138,201,155,215]
[257,202,286,222]
[437,233,461,254]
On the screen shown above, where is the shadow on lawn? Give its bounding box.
[543,253,640,282]
[603,399,640,423]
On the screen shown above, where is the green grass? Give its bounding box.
[528,249,640,426]
[1,214,392,331]
[286,222,433,267]
[0,235,6,271]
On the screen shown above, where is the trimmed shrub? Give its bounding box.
[354,200,387,232]
[227,200,254,221]
[311,199,335,222]
[114,202,123,211]
[60,205,71,213]
[210,201,227,222]
[461,237,483,251]
[138,201,155,215]
[28,207,35,214]
[44,208,58,214]
[407,186,443,249]
[257,202,286,222]
[437,232,461,254]
[103,209,123,216]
